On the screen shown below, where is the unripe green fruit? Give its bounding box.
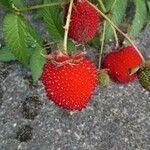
[99,70,110,87]
[138,61,150,92]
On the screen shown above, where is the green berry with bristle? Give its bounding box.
[99,70,110,87]
[138,61,150,92]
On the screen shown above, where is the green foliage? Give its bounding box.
[146,0,150,27]
[0,0,11,8]
[26,23,43,48]
[0,0,26,9]
[3,13,43,64]
[90,36,100,49]
[30,48,46,82]
[3,13,46,82]
[67,40,76,55]
[0,47,16,62]
[11,0,26,8]
[124,0,147,45]
[3,13,31,64]
[147,0,150,12]
[41,0,64,41]
[91,0,149,48]
[90,0,127,48]
[104,0,127,43]
[58,39,76,55]
[41,0,75,54]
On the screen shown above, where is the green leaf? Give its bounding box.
[41,0,64,41]
[0,47,16,62]
[26,23,43,48]
[3,13,43,64]
[12,0,26,8]
[40,0,76,54]
[0,0,11,8]
[30,48,46,82]
[3,13,30,64]
[124,0,147,45]
[147,0,150,11]
[57,39,76,55]
[67,40,76,54]
[0,0,26,8]
[145,0,150,28]
[105,0,127,43]
[25,21,45,82]
[89,35,100,48]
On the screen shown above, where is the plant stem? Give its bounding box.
[86,0,145,62]
[16,1,66,13]
[112,26,119,48]
[99,21,106,69]
[63,0,74,54]
[98,0,106,69]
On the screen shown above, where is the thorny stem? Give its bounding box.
[15,1,67,13]
[99,21,106,69]
[86,0,145,62]
[63,0,74,54]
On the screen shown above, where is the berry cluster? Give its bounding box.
[41,0,148,111]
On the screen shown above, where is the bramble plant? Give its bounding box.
[0,0,150,110]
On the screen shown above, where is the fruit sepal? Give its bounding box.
[41,50,87,67]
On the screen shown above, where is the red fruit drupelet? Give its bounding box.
[41,55,98,110]
[67,0,100,42]
[103,46,143,83]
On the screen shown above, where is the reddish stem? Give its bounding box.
[86,0,145,62]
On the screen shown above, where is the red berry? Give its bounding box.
[67,0,100,42]
[41,55,98,110]
[103,46,143,83]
